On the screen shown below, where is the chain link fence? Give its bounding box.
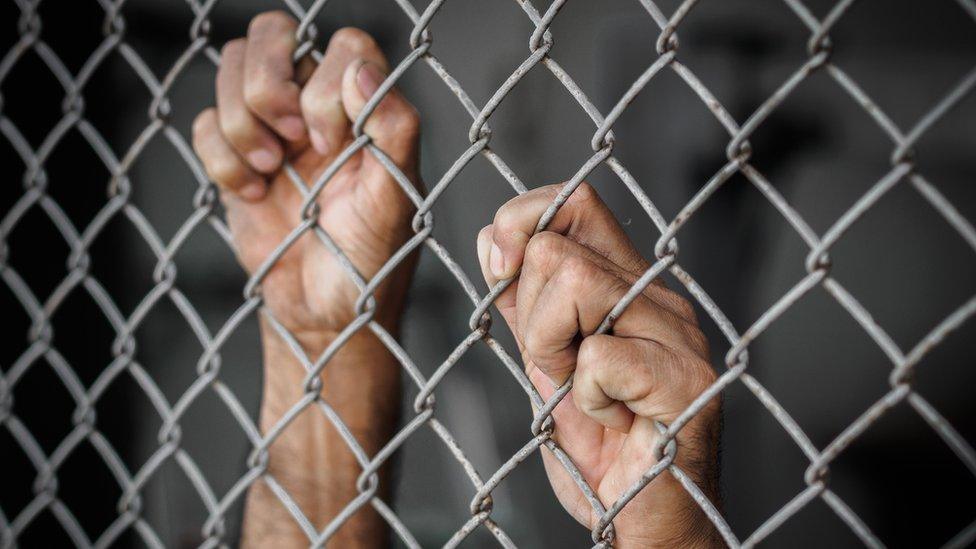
[2,0,975,547]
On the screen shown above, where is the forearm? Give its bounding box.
[613,419,722,549]
[242,319,401,548]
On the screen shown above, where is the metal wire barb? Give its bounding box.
[1,0,975,547]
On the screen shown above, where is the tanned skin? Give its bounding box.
[192,11,721,548]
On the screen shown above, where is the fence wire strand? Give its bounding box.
[1,0,975,547]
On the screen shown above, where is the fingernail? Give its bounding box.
[247,149,277,172]
[309,128,329,155]
[239,182,266,201]
[356,62,384,100]
[277,115,306,141]
[490,242,506,278]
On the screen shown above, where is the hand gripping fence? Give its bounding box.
[2,0,976,547]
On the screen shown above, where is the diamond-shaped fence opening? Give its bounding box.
[1,0,975,547]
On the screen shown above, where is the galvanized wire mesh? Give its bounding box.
[1,0,975,547]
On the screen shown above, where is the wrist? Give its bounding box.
[614,504,720,549]
[293,250,415,354]
[612,421,721,548]
[259,319,402,412]
[274,317,402,362]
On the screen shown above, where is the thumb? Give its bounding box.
[341,59,420,173]
[477,224,528,357]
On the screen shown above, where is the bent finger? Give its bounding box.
[477,224,522,350]
[520,245,690,384]
[341,59,420,171]
[489,182,648,280]
[192,108,266,201]
[516,233,691,368]
[574,335,716,432]
[301,27,388,157]
[243,11,306,142]
[217,39,284,174]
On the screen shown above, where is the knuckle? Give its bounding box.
[219,108,251,143]
[523,231,565,270]
[392,104,421,136]
[208,156,243,186]
[329,27,377,53]
[299,87,331,119]
[478,224,494,244]
[493,197,530,239]
[574,338,617,413]
[243,79,278,113]
[577,335,610,370]
[669,294,697,323]
[648,285,699,324]
[249,10,297,34]
[220,38,246,58]
[522,327,543,359]
[566,181,598,206]
[538,181,566,198]
[685,356,718,396]
[492,199,518,232]
[192,108,216,139]
[685,324,710,357]
[574,386,599,414]
[554,255,594,292]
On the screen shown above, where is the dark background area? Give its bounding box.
[1,0,974,547]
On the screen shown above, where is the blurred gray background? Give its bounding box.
[1,0,975,547]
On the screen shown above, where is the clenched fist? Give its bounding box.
[192,12,420,351]
[194,11,719,547]
[192,13,421,546]
[477,183,721,547]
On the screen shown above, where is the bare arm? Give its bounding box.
[191,11,420,547]
[192,10,720,547]
[242,324,401,547]
[478,183,722,547]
